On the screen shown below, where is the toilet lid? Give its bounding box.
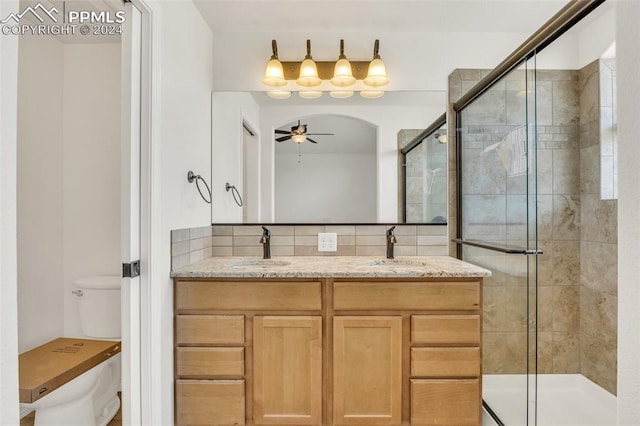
[19,337,120,403]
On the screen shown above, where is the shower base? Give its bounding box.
[482,374,616,425]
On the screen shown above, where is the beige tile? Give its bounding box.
[211,236,232,246]
[580,241,617,296]
[325,225,356,235]
[203,246,213,259]
[552,332,580,373]
[552,80,579,126]
[504,332,528,374]
[295,235,318,246]
[233,246,262,256]
[211,225,233,236]
[233,236,261,247]
[171,228,190,243]
[355,225,386,235]
[417,245,448,256]
[483,287,506,332]
[355,235,386,246]
[553,149,580,194]
[581,332,617,394]
[171,253,190,270]
[504,287,528,332]
[552,286,579,333]
[537,332,554,374]
[270,226,295,236]
[189,249,205,264]
[394,246,417,256]
[392,225,417,236]
[552,195,580,240]
[233,225,263,236]
[334,245,356,256]
[190,236,212,251]
[581,194,617,244]
[483,333,506,374]
[580,287,617,348]
[394,235,417,246]
[171,241,190,257]
[211,247,233,257]
[537,286,553,332]
[552,240,580,286]
[271,236,294,246]
[338,235,356,246]
[417,235,448,246]
[294,225,325,235]
[355,245,385,256]
[190,225,212,239]
[294,245,323,256]
[271,246,295,256]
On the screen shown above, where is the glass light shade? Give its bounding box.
[329,90,354,99]
[298,90,323,99]
[364,58,389,87]
[296,58,322,87]
[266,90,291,99]
[263,58,287,87]
[291,134,307,144]
[330,58,356,87]
[360,90,385,99]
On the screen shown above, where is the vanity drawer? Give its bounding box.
[176,347,244,378]
[176,315,245,345]
[176,379,245,425]
[333,281,480,311]
[175,281,322,311]
[412,315,480,345]
[411,379,480,426]
[411,347,480,378]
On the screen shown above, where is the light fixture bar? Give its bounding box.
[281,61,370,80]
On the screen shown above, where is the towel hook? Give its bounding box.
[187,171,212,204]
[225,183,243,207]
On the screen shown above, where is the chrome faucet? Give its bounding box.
[260,226,271,259]
[386,226,397,259]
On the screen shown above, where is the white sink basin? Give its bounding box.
[365,258,430,267]
[226,259,291,268]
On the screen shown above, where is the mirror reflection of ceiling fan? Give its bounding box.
[275,120,335,144]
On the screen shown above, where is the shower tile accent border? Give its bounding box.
[170,223,449,270]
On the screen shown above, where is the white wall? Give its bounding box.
[275,153,376,223]
[616,2,640,423]
[62,44,122,338]
[149,1,214,423]
[211,92,259,222]
[0,0,20,423]
[16,34,65,353]
[260,105,442,222]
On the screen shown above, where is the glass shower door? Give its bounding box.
[455,57,539,425]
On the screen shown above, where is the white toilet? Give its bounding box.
[20,276,122,426]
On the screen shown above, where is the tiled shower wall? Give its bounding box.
[579,60,618,394]
[449,64,618,393]
[171,224,448,270]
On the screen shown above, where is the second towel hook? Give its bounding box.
[226,182,243,207]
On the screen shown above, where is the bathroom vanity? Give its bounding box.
[171,256,489,426]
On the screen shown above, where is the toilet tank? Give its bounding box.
[74,276,121,339]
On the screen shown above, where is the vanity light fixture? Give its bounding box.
[262,39,389,98]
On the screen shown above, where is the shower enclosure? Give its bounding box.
[450,1,617,424]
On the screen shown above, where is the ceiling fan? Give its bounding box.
[275,120,334,144]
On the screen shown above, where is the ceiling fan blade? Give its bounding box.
[276,136,292,142]
[306,137,319,144]
[306,133,335,136]
[275,129,291,134]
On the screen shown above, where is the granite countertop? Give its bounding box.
[171,256,491,279]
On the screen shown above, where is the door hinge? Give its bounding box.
[122,260,140,278]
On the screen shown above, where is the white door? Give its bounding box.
[121,3,142,424]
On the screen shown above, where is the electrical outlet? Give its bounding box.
[318,233,338,252]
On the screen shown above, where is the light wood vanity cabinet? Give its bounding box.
[174,277,482,426]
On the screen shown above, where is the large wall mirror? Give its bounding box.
[210,90,447,224]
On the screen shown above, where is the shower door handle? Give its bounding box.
[452,238,543,255]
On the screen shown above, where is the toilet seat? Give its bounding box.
[19,338,120,403]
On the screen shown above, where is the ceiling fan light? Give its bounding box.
[291,134,307,144]
[364,58,389,87]
[329,90,354,99]
[298,90,323,99]
[360,90,385,99]
[267,90,291,99]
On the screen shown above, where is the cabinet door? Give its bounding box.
[333,316,402,425]
[411,379,480,426]
[253,316,322,425]
[175,379,245,426]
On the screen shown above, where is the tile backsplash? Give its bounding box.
[171,224,448,270]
